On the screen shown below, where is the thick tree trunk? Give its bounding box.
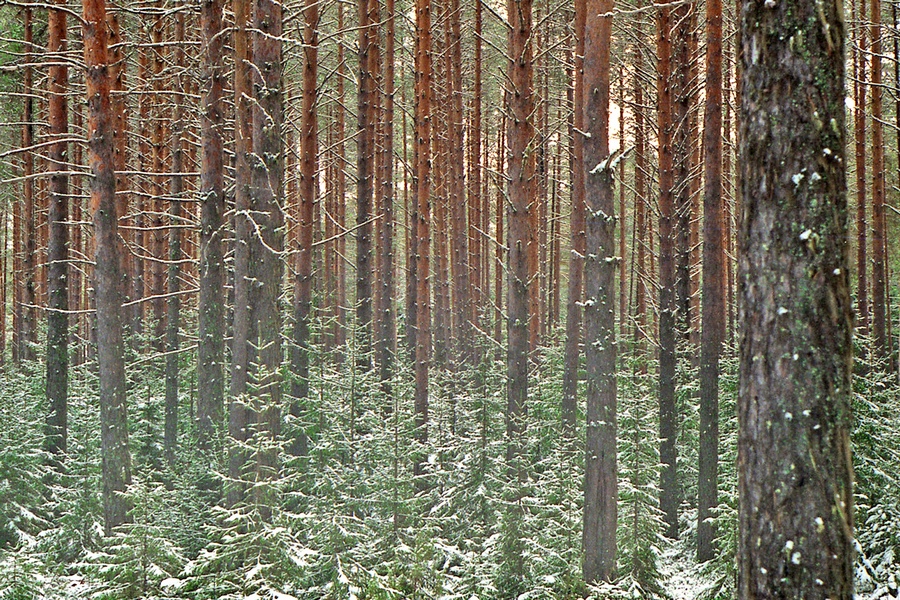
[45,0,69,456]
[738,0,854,595]
[697,0,723,561]
[229,0,254,504]
[250,0,285,501]
[504,0,534,584]
[197,0,226,450]
[83,0,132,532]
[581,0,617,582]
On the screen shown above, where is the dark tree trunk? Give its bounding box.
[376,0,396,394]
[197,0,226,450]
[413,0,431,485]
[738,0,854,595]
[561,0,586,434]
[871,0,887,360]
[504,0,534,584]
[164,10,186,466]
[581,0,617,582]
[250,0,285,501]
[229,0,254,505]
[854,0,869,336]
[45,0,69,456]
[697,0,723,561]
[356,0,378,367]
[291,0,317,457]
[20,5,36,363]
[657,1,680,539]
[83,0,132,532]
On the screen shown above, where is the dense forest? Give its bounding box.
[0,0,898,595]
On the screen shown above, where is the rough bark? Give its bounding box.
[376,0,396,393]
[83,0,132,532]
[46,0,69,456]
[738,0,854,595]
[164,10,186,466]
[871,0,887,359]
[413,0,431,485]
[290,0,317,456]
[197,0,226,450]
[581,0,617,582]
[250,0,285,498]
[229,0,254,504]
[697,0,723,561]
[561,0,586,434]
[854,0,868,336]
[657,1,680,539]
[356,0,378,367]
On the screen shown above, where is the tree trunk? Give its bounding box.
[657,1,680,539]
[738,0,854,594]
[229,0,254,505]
[250,0,284,503]
[45,0,69,456]
[376,0,396,394]
[871,0,887,360]
[291,0,317,456]
[21,5,36,363]
[697,0,723,561]
[197,0,226,450]
[164,9,186,467]
[356,0,378,368]
[413,0,432,486]
[854,0,869,336]
[82,0,132,532]
[581,0,617,582]
[561,0,586,433]
[504,0,535,583]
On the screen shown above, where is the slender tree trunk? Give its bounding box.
[45,0,69,456]
[561,0,586,433]
[738,0,854,594]
[356,0,377,368]
[657,1,680,539]
[697,0,723,561]
[376,0,396,394]
[164,10,186,466]
[871,0,887,360]
[21,5,36,363]
[197,0,226,450]
[150,4,167,349]
[83,0,132,532]
[291,0,317,456]
[581,0,617,582]
[855,0,869,335]
[413,0,431,485]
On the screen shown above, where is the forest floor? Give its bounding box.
[657,539,724,600]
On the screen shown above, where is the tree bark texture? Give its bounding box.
[697,0,723,562]
[581,0,617,582]
[738,0,855,595]
[46,0,69,456]
[83,0,132,532]
[197,0,227,450]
